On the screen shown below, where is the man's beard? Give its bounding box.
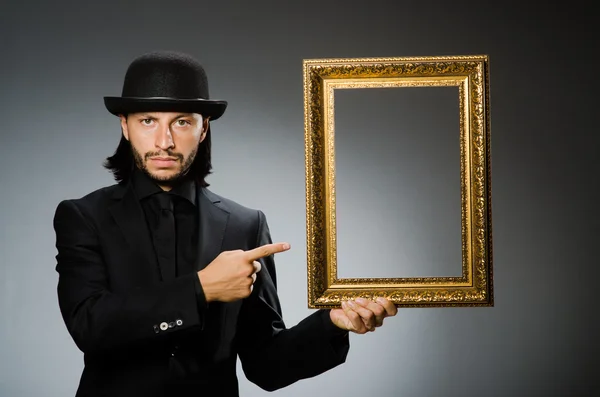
[131,146,198,185]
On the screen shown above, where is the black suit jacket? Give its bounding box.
[53,181,349,397]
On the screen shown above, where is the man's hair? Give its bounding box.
[103,124,213,187]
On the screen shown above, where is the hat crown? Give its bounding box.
[121,52,210,100]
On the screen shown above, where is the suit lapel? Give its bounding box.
[196,187,229,271]
[108,182,161,280]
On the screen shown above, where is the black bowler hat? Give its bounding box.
[104,51,227,120]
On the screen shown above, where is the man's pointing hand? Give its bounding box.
[198,242,291,303]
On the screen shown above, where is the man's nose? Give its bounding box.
[155,125,174,149]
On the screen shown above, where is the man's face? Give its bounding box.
[120,112,208,189]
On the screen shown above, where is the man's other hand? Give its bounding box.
[330,297,397,334]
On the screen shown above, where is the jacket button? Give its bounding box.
[176,319,183,326]
[153,325,160,334]
[168,321,175,328]
[159,322,168,331]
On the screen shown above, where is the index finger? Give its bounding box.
[245,242,291,261]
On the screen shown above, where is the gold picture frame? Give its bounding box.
[303,55,493,308]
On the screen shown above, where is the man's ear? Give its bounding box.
[200,118,210,143]
[119,115,129,140]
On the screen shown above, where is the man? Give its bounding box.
[53,51,397,397]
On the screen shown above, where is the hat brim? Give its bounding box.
[104,97,227,120]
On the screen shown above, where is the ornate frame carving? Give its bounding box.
[303,55,493,308]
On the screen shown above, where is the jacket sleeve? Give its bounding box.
[236,210,350,391]
[54,199,205,355]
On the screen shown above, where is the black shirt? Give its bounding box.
[131,168,206,307]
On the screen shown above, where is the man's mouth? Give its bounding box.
[149,157,179,166]
[150,157,178,161]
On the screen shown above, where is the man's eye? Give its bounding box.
[176,120,190,126]
[141,119,153,125]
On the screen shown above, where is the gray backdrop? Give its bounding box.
[0,1,596,396]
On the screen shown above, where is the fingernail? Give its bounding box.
[341,301,347,309]
[355,297,367,305]
[347,300,356,308]
[376,297,386,304]
[282,243,290,250]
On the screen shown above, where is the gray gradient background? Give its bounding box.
[0,1,597,396]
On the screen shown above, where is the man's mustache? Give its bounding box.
[144,151,184,161]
